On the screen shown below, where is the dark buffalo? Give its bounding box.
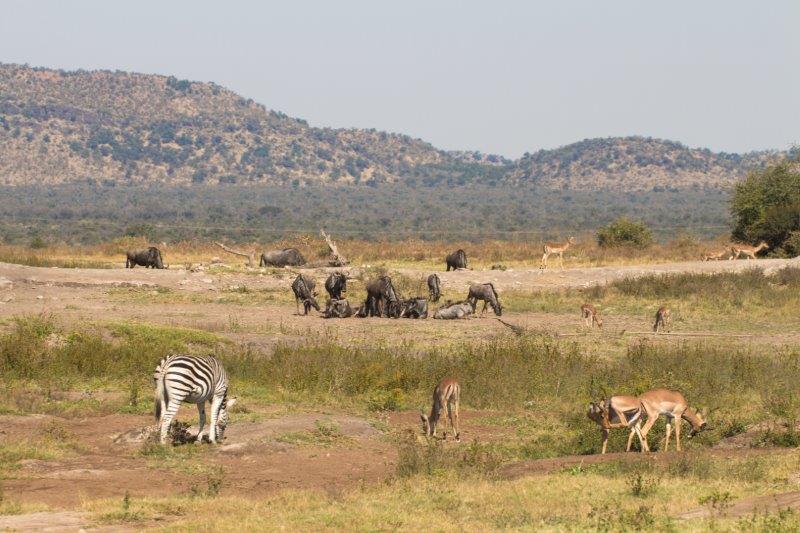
[400,297,428,319]
[291,274,320,315]
[427,274,441,302]
[466,283,502,316]
[126,247,166,269]
[445,249,467,271]
[260,248,306,267]
[364,275,399,317]
[323,298,353,318]
[325,272,347,299]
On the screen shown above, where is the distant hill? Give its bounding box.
[506,137,783,191]
[0,63,785,190]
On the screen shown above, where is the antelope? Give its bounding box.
[587,395,648,454]
[653,307,670,333]
[580,303,603,329]
[637,389,707,452]
[701,249,731,261]
[420,378,460,441]
[730,241,769,260]
[540,237,575,270]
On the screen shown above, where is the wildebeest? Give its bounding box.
[400,297,428,319]
[427,274,441,303]
[291,274,320,315]
[323,298,353,318]
[445,249,467,271]
[324,272,347,299]
[466,283,502,316]
[364,275,399,317]
[259,248,306,267]
[433,301,473,319]
[126,247,166,269]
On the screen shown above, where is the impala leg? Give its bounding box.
[452,398,460,441]
[601,428,609,454]
[639,414,657,452]
[674,416,682,451]
[633,422,648,452]
[626,427,635,452]
[559,253,565,270]
[196,402,206,443]
[664,421,672,452]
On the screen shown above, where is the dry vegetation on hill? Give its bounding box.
[0,63,784,191]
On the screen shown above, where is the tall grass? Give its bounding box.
[2,315,798,439]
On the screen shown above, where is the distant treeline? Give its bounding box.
[0,183,731,245]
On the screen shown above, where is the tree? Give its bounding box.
[596,218,652,249]
[731,160,800,254]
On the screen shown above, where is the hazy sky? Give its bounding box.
[2,1,797,157]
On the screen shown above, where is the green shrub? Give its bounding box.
[596,218,653,249]
[732,160,800,253]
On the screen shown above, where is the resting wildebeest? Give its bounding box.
[445,249,467,271]
[125,247,166,269]
[399,297,428,319]
[466,283,502,316]
[323,298,353,318]
[433,301,473,319]
[291,274,320,315]
[325,272,347,299]
[260,248,306,267]
[427,274,441,303]
[364,275,399,317]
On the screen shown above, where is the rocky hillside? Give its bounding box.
[0,63,785,190]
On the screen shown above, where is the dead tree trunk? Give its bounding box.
[320,229,348,267]
[213,241,256,267]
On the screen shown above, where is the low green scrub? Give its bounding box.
[2,314,799,455]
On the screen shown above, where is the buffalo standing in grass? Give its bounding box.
[323,298,353,318]
[433,301,473,319]
[445,249,467,271]
[325,272,347,299]
[126,247,166,269]
[260,248,306,267]
[466,283,502,316]
[291,274,320,315]
[364,275,399,317]
[427,274,441,303]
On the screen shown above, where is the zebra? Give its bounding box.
[153,354,237,445]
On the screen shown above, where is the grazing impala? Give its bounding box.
[730,241,769,260]
[653,307,670,333]
[637,389,707,452]
[420,378,460,441]
[587,395,648,454]
[580,303,603,329]
[540,237,575,270]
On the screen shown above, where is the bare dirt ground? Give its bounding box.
[1,257,798,529]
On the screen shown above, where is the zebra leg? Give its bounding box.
[159,400,181,445]
[208,395,224,444]
[196,402,207,443]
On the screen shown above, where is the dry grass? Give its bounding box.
[0,233,729,270]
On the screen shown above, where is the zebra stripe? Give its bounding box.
[153,354,232,445]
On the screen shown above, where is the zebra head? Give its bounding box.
[215,397,238,439]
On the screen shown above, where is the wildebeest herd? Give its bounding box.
[290,267,502,321]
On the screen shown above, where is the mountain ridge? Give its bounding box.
[0,63,784,190]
